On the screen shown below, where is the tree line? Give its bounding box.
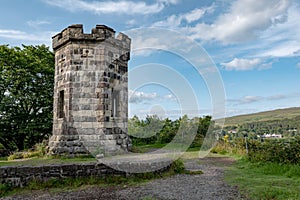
[129,115,212,147]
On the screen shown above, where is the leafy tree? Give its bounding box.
[0,45,54,151]
[128,114,213,147]
[190,116,212,147]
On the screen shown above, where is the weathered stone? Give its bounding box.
[117,139,123,145]
[49,24,131,157]
[0,161,172,188]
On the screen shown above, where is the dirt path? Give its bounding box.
[2,157,243,200]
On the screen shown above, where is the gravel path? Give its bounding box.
[2,157,243,200]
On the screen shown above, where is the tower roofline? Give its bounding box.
[52,24,130,51]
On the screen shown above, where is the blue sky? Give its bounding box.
[1,0,300,119]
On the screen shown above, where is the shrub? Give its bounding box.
[7,143,47,160]
[7,152,23,161]
[0,183,12,197]
[247,137,300,164]
[211,138,247,156]
[170,158,185,174]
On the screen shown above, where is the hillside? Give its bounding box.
[224,107,300,127]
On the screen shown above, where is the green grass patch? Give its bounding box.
[131,143,167,153]
[225,158,300,200]
[132,143,202,154]
[224,107,300,126]
[182,170,203,175]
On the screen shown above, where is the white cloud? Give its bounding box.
[184,6,215,23]
[187,0,290,44]
[210,3,300,60]
[241,96,263,104]
[228,93,292,106]
[0,29,53,45]
[163,94,177,102]
[253,3,300,57]
[126,19,136,26]
[129,90,158,103]
[43,0,177,15]
[221,58,272,71]
[157,0,179,5]
[266,94,286,100]
[0,29,24,36]
[153,5,214,27]
[227,95,262,105]
[258,41,300,57]
[153,14,182,28]
[129,90,178,104]
[27,20,50,29]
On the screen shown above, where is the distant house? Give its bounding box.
[262,134,282,138]
[228,129,238,134]
[288,129,298,132]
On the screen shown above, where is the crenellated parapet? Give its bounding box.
[52,24,131,51]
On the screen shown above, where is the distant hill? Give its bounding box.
[224,107,300,127]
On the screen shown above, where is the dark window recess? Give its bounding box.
[58,90,65,118]
[105,116,110,122]
[112,90,120,117]
[109,64,115,69]
[119,65,127,73]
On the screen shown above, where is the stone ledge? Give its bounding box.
[0,160,171,188]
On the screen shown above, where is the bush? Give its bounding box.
[247,137,300,164]
[211,138,247,156]
[7,143,47,160]
[7,152,23,161]
[170,158,185,174]
[0,183,12,197]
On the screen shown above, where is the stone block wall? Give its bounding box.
[0,161,172,188]
[48,24,131,156]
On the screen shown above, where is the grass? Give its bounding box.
[225,158,300,200]
[131,143,167,153]
[0,142,203,167]
[132,143,203,153]
[224,107,300,126]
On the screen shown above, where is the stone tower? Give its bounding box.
[48,24,131,156]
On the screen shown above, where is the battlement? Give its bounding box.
[52,24,131,50]
[50,24,131,157]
